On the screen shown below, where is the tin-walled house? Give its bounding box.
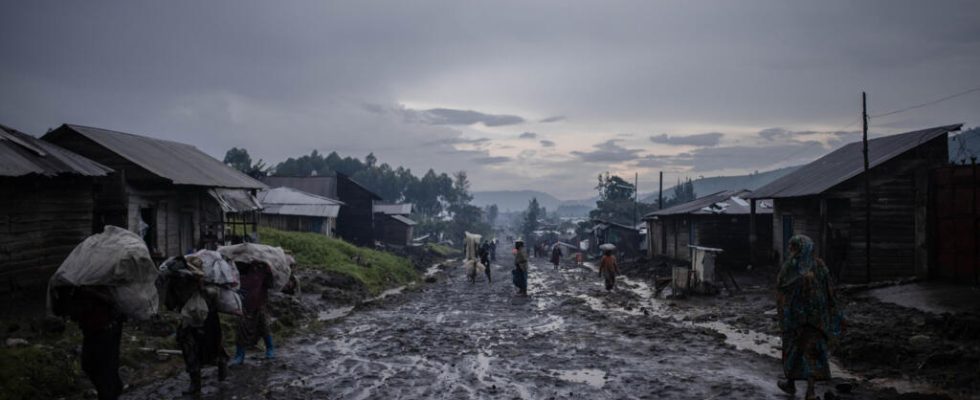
[373,203,417,246]
[261,174,382,246]
[257,186,343,236]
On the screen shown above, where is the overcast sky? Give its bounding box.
[2,1,978,199]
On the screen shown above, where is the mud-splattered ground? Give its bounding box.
[124,253,933,400]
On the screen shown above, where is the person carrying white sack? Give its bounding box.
[48,226,159,400]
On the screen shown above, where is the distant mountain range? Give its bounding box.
[470,190,562,213]
[474,128,979,215]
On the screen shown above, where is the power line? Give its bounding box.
[870,86,980,119]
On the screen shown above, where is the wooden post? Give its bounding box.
[634,172,639,228]
[863,91,872,283]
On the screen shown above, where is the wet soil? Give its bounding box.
[123,253,938,400]
[618,262,980,400]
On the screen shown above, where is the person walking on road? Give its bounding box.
[550,243,563,271]
[479,240,493,283]
[776,235,843,400]
[234,261,276,364]
[55,286,124,400]
[598,249,619,291]
[512,240,529,296]
[161,258,229,395]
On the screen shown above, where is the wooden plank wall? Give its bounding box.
[0,176,96,290]
[693,214,773,268]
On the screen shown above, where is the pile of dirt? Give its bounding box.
[836,296,980,396]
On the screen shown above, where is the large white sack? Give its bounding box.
[464,232,482,261]
[48,225,159,320]
[218,243,292,291]
[203,285,243,316]
[187,250,239,288]
[180,291,209,327]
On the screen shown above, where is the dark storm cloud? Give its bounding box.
[472,156,512,165]
[649,132,724,147]
[0,1,977,199]
[428,136,491,146]
[424,108,525,126]
[571,139,643,163]
[687,141,829,171]
[540,139,555,147]
[518,132,537,139]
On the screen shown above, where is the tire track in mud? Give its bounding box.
[124,255,803,399]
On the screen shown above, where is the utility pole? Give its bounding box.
[863,92,872,283]
[633,172,639,227]
[658,171,664,210]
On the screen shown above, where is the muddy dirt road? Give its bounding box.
[126,252,883,399]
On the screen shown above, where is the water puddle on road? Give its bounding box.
[551,368,607,388]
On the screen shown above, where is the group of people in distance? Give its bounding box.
[509,239,619,296]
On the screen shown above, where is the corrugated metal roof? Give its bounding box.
[389,214,417,226]
[257,187,342,218]
[209,188,263,213]
[374,203,413,215]
[261,176,337,198]
[750,124,961,199]
[47,124,265,189]
[0,124,112,177]
[645,189,773,218]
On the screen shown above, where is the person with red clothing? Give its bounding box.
[233,261,275,364]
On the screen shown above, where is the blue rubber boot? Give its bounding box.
[232,346,246,365]
[264,335,276,359]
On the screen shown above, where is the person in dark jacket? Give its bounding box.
[234,261,275,364]
[479,241,492,283]
[550,244,563,271]
[162,258,228,395]
[512,240,529,296]
[56,286,124,400]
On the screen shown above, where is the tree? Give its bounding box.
[662,177,696,208]
[485,204,499,226]
[223,147,268,178]
[590,172,652,224]
[521,197,542,243]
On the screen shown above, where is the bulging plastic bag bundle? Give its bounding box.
[47,226,159,320]
[180,291,210,327]
[203,285,243,316]
[186,250,239,288]
[218,243,292,291]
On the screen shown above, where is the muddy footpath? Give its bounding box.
[617,259,980,400]
[117,250,980,400]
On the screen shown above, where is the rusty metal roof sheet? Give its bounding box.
[46,124,265,189]
[645,189,772,218]
[0,124,112,177]
[749,124,961,199]
[209,188,263,213]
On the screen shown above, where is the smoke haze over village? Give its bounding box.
[2,1,979,198]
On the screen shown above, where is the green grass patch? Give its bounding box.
[258,227,418,294]
[425,243,461,258]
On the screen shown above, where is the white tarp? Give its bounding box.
[218,243,292,291]
[463,232,485,277]
[599,243,617,251]
[47,225,159,320]
[186,250,239,288]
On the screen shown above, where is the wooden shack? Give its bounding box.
[590,219,642,259]
[749,124,961,283]
[644,189,774,268]
[257,187,343,236]
[262,174,382,246]
[0,124,113,289]
[373,203,416,246]
[43,124,266,257]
